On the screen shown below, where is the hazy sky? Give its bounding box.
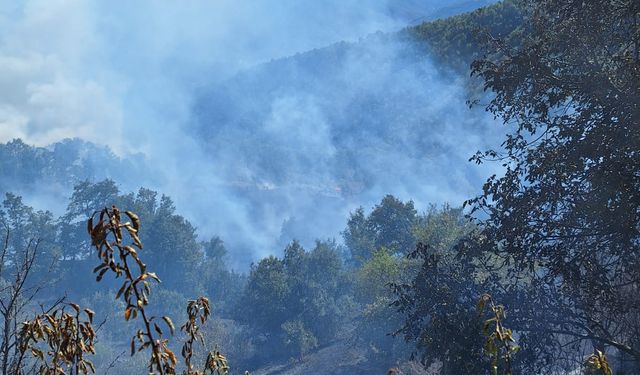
[0,0,495,148]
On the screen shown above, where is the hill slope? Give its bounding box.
[189,0,523,255]
[0,1,523,268]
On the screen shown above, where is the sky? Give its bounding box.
[0,0,503,267]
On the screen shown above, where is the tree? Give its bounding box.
[199,236,244,317]
[0,194,61,374]
[343,208,375,265]
[466,0,640,371]
[390,207,489,374]
[59,182,206,296]
[85,205,240,375]
[238,256,289,338]
[139,194,203,293]
[0,228,44,375]
[412,205,474,252]
[352,249,409,365]
[354,249,401,305]
[64,180,120,223]
[367,196,418,256]
[391,243,489,374]
[236,240,347,363]
[203,236,227,263]
[343,195,417,265]
[281,320,317,359]
[60,179,120,260]
[298,240,345,344]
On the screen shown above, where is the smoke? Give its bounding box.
[0,0,502,268]
[190,35,505,265]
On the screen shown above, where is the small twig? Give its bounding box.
[103,350,126,375]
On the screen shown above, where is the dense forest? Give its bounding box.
[0,0,638,374]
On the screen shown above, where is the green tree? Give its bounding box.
[203,236,227,263]
[199,236,244,316]
[390,205,488,374]
[64,179,119,222]
[237,240,347,363]
[412,204,473,251]
[342,207,375,265]
[281,320,318,359]
[60,179,119,260]
[58,181,205,297]
[354,249,400,304]
[238,256,289,338]
[0,193,60,284]
[0,194,62,374]
[465,0,640,371]
[343,195,417,265]
[367,195,417,255]
[391,241,490,374]
[352,249,409,364]
[139,194,203,293]
[298,240,345,344]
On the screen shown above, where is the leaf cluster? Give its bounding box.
[18,303,96,375]
[477,294,519,375]
[88,206,175,374]
[85,205,248,375]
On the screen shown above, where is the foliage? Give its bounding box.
[55,180,244,324]
[239,255,288,336]
[60,180,119,260]
[412,205,474,251]
[477,294,518,375]
[18,303,96,375]
[342,208,375,266]
[353,249,401,304]
[202,351,229,375]
[237,240,346,361]
[57,182,208,298]
[85,206,249,375]
[202,237,226,264]
[585,350,613,375]
[4,0,638,373]
[280,320,317,359]
[0,195,61,375]
[0,139,145,206]
[88,206,177,374]
[391,242,488,374]
[181,297,211,375]
[178,297,236,375]
[382,204,488,373]
[0,193,60,282]
[343,195,417,265]
[465,0,640,370]
[351,248,409,364]
[344,202,477,370]
[405,0,524,74]
[128,193,203,293]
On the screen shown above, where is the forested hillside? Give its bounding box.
[0,139,152,214]
[0,0,523,268]
[0,177,469,373]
